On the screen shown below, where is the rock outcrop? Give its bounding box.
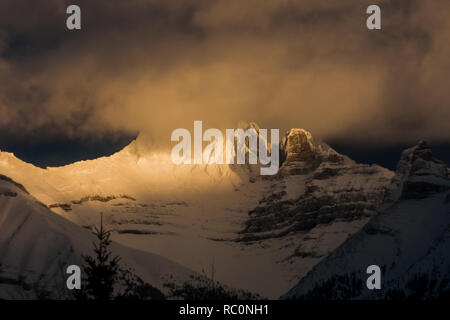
[240,129,394,241]
[394,140,450,199]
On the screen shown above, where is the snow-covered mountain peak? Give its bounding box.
[0,129,419,299]
[394,140,450,199]
[279,128,353,175]
[282,129,316,161]
[397,140,448,178]
[236,121,261,132]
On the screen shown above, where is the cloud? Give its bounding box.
[0,0,449,148]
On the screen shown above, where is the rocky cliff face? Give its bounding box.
[279,129,319,175]
[282,141,450,300]
[394,140,450,199]
[228,129,395,290]
[240,129,394,242]
[279,129,354,175]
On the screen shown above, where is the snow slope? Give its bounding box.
[0,174,195,299]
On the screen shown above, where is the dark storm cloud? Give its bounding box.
[0,0,449,150]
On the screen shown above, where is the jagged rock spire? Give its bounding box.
[395,140,450,199]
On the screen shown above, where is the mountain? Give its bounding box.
[0,174,195,299]
[0,126,398,298]
[235,128,394,292]
[243,128,393,241]
[282,141,450,299]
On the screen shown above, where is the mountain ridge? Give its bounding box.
[1,127,448,298]
[282,139,450,299]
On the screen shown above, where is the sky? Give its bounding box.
[0,0,449,168]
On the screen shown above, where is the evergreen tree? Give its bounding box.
[82,213,120,300]
[76,213,165,300]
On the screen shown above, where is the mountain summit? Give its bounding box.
[394,140,450,199]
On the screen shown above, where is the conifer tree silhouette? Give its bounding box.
[82,213,120,300]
